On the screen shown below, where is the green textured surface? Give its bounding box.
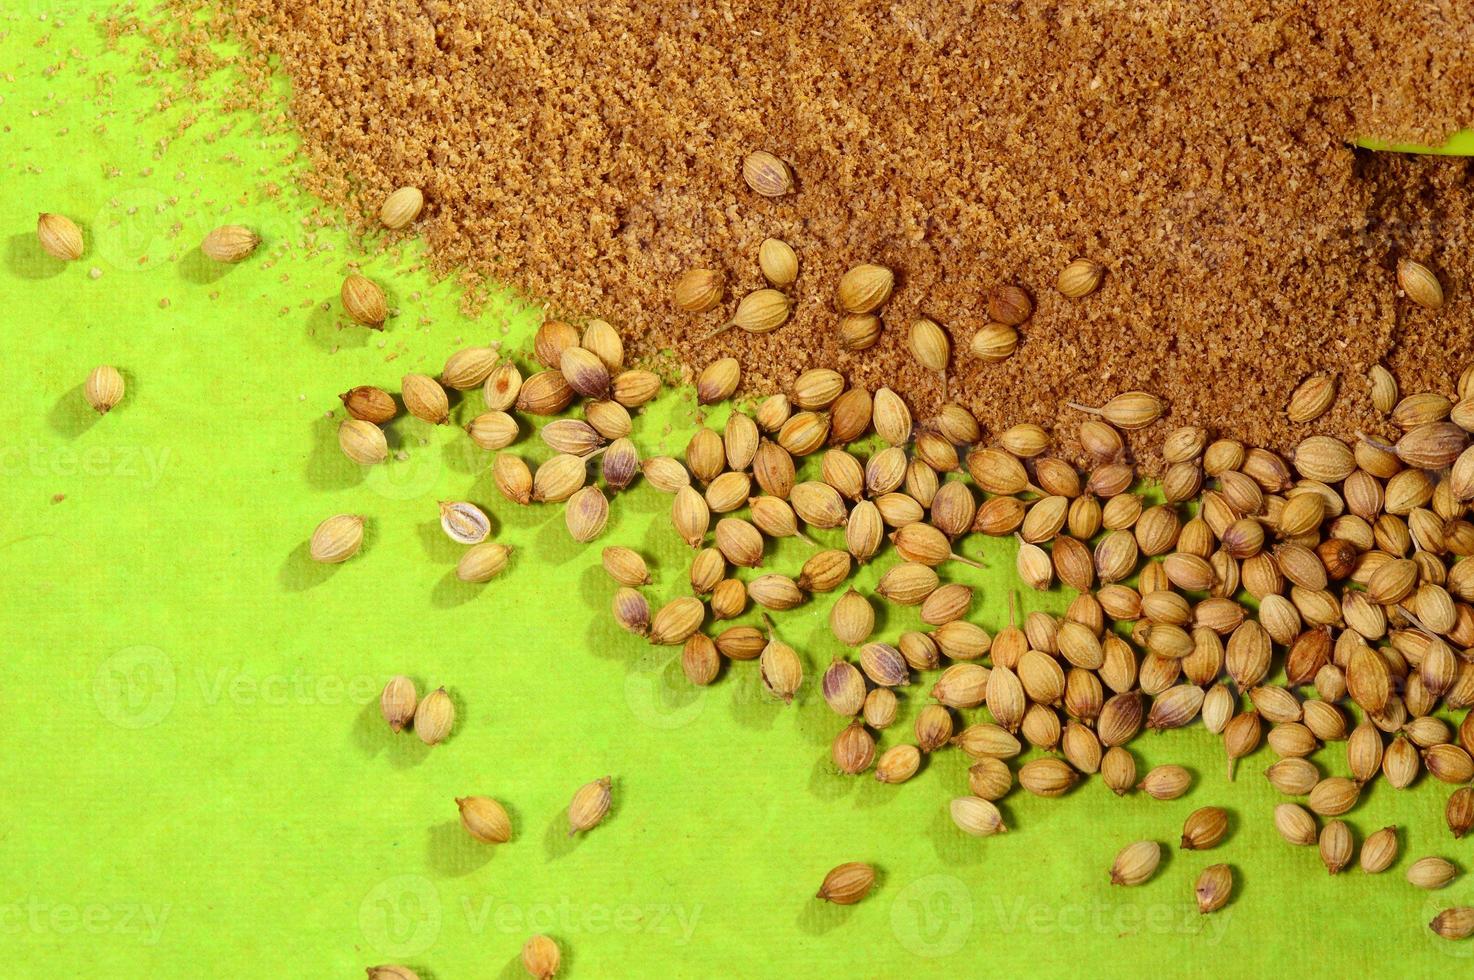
[3,6,1473,978]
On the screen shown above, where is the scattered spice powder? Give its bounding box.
[151,2,1473,464]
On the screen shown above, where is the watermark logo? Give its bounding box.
[91,187,176,273]
[623,649,707,730]
[890,874,973,958]
[92,646,176,729]
[365,446,445,501]
[360,875,442,959]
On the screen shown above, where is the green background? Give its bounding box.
[3,5,1472,977]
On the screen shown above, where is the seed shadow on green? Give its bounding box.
[46,384,101,438]
[417,519,470,563]
[584,612,637,663]
[431,568,486,609]
[5,232,66,280]
[426,819,495,878]
[853,773,904,810]
[727,665,780,732]
[534,510,589,566]
[622,482,665,514]
[577,562,611,609]
[442,435,486,478]
[542,812,580,861]
[177,247,233,286]
[925,805,986,866]
[807,753,859,803]
[305,301,370,352]
[388,415,442,456]
[278,540,343,592]
[794,894,858,935]
[1219,806,1242,847]
[1225,861,1246,910]
[349,698,431,768]
[444,392,473,430]
[303,414,365,491]
[493,956,526,980]
[468,470,543,530]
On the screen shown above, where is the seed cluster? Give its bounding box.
[544,326,1469,927]
[341,302,1474,933]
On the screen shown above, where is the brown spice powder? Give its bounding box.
[174,2,1474,464]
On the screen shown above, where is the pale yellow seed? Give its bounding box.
[379,675,417,733]
[1110,840,1161,885]
[743,150,795,197]
[908,317,950,373]
[949,796,1007,836]
[969,322,1017,362]
[1360,825,1399,873]
[457,542,511,583]
[1273,803,1317,845]
[456,795,512,844]
[483,361,523,411]
[1397,257,1444,310]
[601,547,651,586]
[378,186,425,230]
[1368,364,1398,415]
[567,776,613,835]
[533,454,588,503]
[1407,856,1459,890]
[402,373,450,424]
[1057,257,1105,298]
[341,274,387,326]
[310,514,365,563]
[758,237,798,287]
[521,934,561,980]
[837,264,894,314]
[37,212,84,260]
[467,411,519,450]
[836,313,881,351]
[697,357,741,404]
[414,687,455,745]
[565,486,609,542]
[84,365,125,414]
[338,418,389,464]
[649,596,705,645]
[200,224,260,262]
[726,288,792,335]
[1287,374,1337,424]
[441,346,498,390]
[673,268,725,313]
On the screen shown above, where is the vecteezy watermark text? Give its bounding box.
[989,895,1233,944]
[0,898,171,946]
[459,895,702,944]
[1,444,170,486]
